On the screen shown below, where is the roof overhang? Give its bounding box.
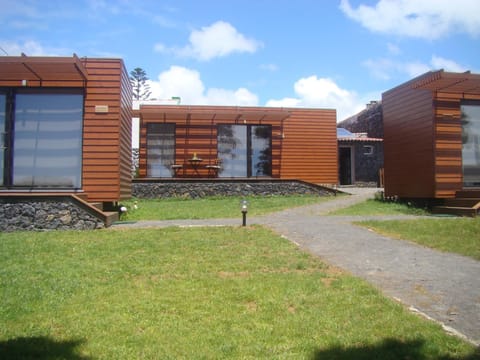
[137,105,291,123]
[411,70,480,95]
[0,54,88,84]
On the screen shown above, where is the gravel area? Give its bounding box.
[112,188,480,345]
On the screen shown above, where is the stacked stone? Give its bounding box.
[0,200,105,232]
[132,181,332,199]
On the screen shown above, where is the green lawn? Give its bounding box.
[329,198,428,216]
[332,198,480,261]
[357,218,480,261]
[1,227,477,359]
[121,194,334,220]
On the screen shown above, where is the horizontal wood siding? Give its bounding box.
[139,106,337,183]
[82,58,132,202]
[139,109,284,178]
[280,109,337,184]
[382,81,435,198]
[434,93,462,198]
[434,92,480,198]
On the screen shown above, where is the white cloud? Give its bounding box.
[0,40,69,56]
[148,65,259,106]
[154,21,262,61]
[363,58,397,80]
[260,63,279,72]
[430,55,468,73]
[340,0,480,39]
[266,76,366,121]
[403,62,431,78]
[387,43,401,55]
[364,55,468,79]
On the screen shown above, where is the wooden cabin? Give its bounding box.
[0,55,132,206]
[382,70,480,215]
[135,105,338,185]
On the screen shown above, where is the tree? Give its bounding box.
[130,67,151,100]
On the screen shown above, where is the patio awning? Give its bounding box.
[0,54,88,84]
[411,70,480,95]
[138,105,291,123]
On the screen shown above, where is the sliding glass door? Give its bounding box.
[217,124,272,178]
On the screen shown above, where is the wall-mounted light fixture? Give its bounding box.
[95,105,109,113]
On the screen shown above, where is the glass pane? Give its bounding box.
[147,123,175,177]
[251,125,272,176]
[461,103,480,187]
[217,125,247,177]
[0,93,5,186]
[13,92,83,188]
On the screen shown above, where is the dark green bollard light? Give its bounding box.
[240,199,248,226]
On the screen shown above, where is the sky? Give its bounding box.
[1,0,480,125]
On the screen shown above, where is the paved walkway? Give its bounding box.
[112,189,480,345]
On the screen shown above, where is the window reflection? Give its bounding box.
[217,125,272,178]
[461,102,480,187]
[0,94,5,186]
[218,125,247,177]
[147,123,175,177]
[13,92,83,188]
[252,125,272,177]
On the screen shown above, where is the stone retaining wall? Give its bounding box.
[0,199,105,232]
[132,180,334,199]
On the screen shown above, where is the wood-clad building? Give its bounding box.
[0,55,132,204]
[383,70,480,200]
[136,105,337,184]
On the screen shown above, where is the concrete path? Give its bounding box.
[112,188,480,345]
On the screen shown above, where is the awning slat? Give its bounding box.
[412,70,480,95]
[0,54,89,83]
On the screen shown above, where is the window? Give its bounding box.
[147,123,175,177]
[461,101,480,187]
[1,89,84,189]
[251,125,272,176]
[217,124,272,178]
[0,93,5,186]
[363,145,374,155]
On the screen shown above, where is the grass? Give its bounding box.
[357,218,480,261]
[1,227,477,359]
[329,198,428,216]
[333,198,479,260]
[120,194,334,221]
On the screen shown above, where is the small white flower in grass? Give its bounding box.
[120,206,127,213]
[133,201,138,210]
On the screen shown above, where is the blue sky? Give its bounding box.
[1,0,480,123]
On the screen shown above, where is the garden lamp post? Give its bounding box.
[241,199,248,226]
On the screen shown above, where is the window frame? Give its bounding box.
[1,87,85,189]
